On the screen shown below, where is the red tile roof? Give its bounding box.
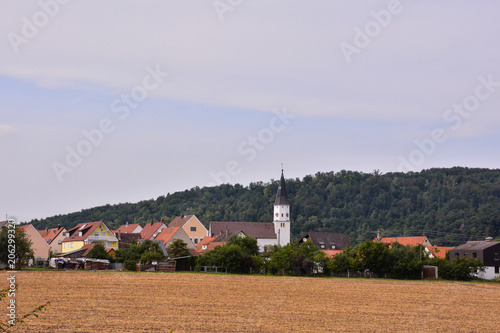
[168,215,194,228]
[81,244,96,257]
[321,250,343,258]
[377,236,430,247]
[154,227,181,244]
[63,222,104,242]
[140,222,167,240]
[17,225,30,231]
[38,227,65,244]
[116,223,142,234]
[426,246,454,259]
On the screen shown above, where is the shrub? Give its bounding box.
[124,260,137,271]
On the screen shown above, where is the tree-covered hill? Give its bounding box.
[30,167,500,246]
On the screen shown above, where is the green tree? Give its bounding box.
[327,246,360,276]
[115,240,165,267]
[357,241,391,276]
[267,244,296,275]
[389,243,424,279]
[0,227,34,270]
[86,243,112,260]
[167,239,190,258]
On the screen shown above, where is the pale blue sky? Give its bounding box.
[1,1,499,221]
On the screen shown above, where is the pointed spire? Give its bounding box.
[274,168,289,205]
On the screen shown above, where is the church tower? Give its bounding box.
[273,169,290,246]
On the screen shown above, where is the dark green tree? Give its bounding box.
[0,227,34,270]
[327,246,360,276]
[86,243,112,260]
[389,243,424,279]
[357,241,391,276]
[167,239,190,258]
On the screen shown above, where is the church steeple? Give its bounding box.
[274,169,289,206]
[273,167,290,246]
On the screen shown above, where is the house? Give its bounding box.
[18,224,51,262]
[298,232,350,258]
[154,227,196,252]
[425,246,454,259]
[168,214,208,245]
[449,240,500,280]
[61,221,118,253]
[209,169,291,252]
[376,236,433,247]
[116,223,142,234]
[116,232,142,249]
[38,226,67,255]
[140,221,168,240]
[195,236,224,255]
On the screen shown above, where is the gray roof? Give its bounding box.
[300,232,350,250]
[453,241,500,251]
[274,170,289,206]
[210,222,277,240]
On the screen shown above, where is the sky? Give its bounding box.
[1,1,500,222]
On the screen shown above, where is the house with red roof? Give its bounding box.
[18,224,51,261]
[140,221,168,240]
[154,226,196,252]
[168,214,208,245]
[61,221,118,254]
[425,246,454,259]
[116,223,142,234]
[376,236,433,247]
[38,226,67,255]
[299,232,350,258]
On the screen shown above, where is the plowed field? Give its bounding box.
[1,271,499,332]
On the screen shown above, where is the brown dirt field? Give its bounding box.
[1,271,499,333]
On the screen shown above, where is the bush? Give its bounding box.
[124,260,137,271]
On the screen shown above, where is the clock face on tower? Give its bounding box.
[275,213,278,217]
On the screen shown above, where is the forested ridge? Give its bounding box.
[30,167,500,246]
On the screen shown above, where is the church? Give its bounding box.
[208,169,291,251]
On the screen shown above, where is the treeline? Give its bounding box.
[30,167,500,246]
[178,237,484,281]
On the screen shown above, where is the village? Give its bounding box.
[7,171,500,281]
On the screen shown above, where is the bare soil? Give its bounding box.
[1,270,499,332]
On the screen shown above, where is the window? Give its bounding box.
[494,253,499,261]
[70,242,73,248]
[472,252,477,258]
[94,232,99,237]
[101,232,105,237]
[455,253,459,258]
[331,244,337,250]
[190,226,197,232]
[319,243,326,249]
[54,250,59,254]
[280,223,285,227]
[194,238,199,244]
[495,267,499,274]
[58,240,62,245]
